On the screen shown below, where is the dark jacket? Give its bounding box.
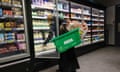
[43,17,64,45]
[59,24,80,72]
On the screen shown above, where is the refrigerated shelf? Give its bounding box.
[92,14,99,17]
[35,49,56,57]
[0,2,22,8]
[32,16,47,19]
[33,27,50,30]
[0,0,30,64]
[58,9,69,12]
[92,30,104,32]
[31,5,54,10]
[83,13,91,16]
[92,39,104,43]
[0,40,15,45]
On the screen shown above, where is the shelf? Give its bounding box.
[99,15,104,17]
[58,9,69,13]
[0,2,22,8]
[83,18,90,21]
[35,49,56,57]
[31,4,54,10]
[71,17,82,20]
[33,27,50,30]
[0,28,24,31]
[17,40,25,43]
[92,24,99,26]
[92,30,104,32]
[64,16,69,19]
[0,2,12,7]
[82,42,91,46]
[85,35,91,37]
[4,28,16,31]
[83,13,91,16]
[16,28,24,31]
[64,16,82,20]
[34,40,44,44]
[71,11,82,14]
[32,16,47,19]
[83,38,89,41]
[92,34,104,37]
[75,41,91,48]
[92,14,99,17]
[92,24,104,26]
[0,16,23,19]
[99,24,104,26]
[87,24,91,26]
[99,20,104,22]
[14,16,23,19]
[92,19,99,21]
[88,30,91,32]
[0,40,16,45]
[99,10,104,13]
[92,39,104,43]
[13,4,22,8]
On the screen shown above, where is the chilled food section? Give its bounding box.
[70,2,91,47]
[0,0,29,63]
[31,0,105,57]
[31,0,56,56]
[92,8,104,43]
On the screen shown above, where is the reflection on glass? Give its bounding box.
[92,8,104,43]
[0,0,27,58]
[31,0,56,55]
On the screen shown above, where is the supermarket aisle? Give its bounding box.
[40,46,120,72]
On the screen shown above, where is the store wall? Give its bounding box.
[106,6,115,45]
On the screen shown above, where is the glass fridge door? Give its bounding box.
[91,8,104,43]
[70,2,92,47]
[0,0,30,64]
[31,0,59,58]
[31,0,70,58]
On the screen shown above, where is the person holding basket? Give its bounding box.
[57,19,80,72]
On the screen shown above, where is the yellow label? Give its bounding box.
[0,23,4,28]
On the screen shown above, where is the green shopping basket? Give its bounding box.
[51,28,81,53]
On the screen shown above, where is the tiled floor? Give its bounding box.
[40,46,120,72]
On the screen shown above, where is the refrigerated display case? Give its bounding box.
[29,0,105,71]
[0,0,30,66]
[70,2,92,47]
[92,8,104,44]
[31,0,105,58]
[31,0,60,58]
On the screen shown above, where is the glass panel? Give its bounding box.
[0,0,29,63]
[31,0,60,58]
[81,5,91,46]
[92,8,104,43]
[70,2,91,47]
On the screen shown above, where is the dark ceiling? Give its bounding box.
[71,0,120,7]
[91,0,120,7]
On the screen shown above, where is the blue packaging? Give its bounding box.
[0,33,4,42]
[0,8,3,17]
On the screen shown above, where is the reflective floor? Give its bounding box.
[40,46,120,72]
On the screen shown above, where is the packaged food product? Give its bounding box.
[0,33,4,42]
[8,45,17,52]
[12,0,21,5]
[0,23,4,28]
[0,48,9,54]
[0,8,3,16]
[16,33,25,40]
[17,43,26,51]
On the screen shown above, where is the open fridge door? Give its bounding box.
[31,0,70,59]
